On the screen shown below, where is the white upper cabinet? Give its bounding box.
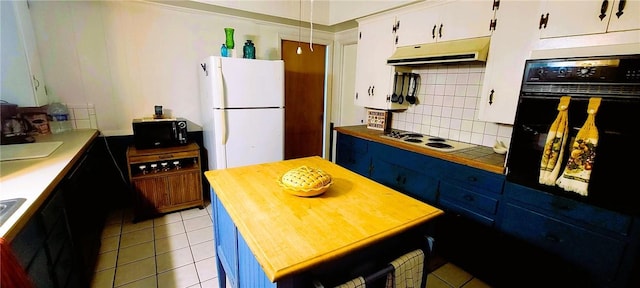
[478,0,543,124]
[539,0,640,38]
[0,1,48,107]
[354,15,403,110]
[395,0,495,47]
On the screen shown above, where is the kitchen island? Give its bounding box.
[204,156,444,287]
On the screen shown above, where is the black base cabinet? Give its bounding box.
[11,189,88,288]
[11,136,118,287]
[63,138,109,280]
[334,131,640,288]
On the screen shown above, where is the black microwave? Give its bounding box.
[132,118,188,149]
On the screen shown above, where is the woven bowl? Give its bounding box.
[278,178,333,197]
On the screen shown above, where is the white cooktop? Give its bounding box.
[380,130,476,152]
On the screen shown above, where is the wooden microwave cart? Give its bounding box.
[126,142,204,222]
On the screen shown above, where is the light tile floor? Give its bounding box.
[91,201,491,288]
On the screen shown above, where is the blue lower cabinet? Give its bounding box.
[370,157,438,204]
[438,181,500,227]
[212,189,300,288]
[500,182,640,288]
[501,202,626,285]
[212,191,239,288]
[237,235,276,288]
[335,133,370,177]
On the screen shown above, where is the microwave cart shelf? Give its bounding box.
[126,143,204,222]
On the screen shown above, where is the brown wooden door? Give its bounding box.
[281,40,326,160]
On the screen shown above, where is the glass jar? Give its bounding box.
[221,44,228,57]
[243,40,255,59]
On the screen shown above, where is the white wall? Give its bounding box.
[192,0,419,26]
[28,0,333,136]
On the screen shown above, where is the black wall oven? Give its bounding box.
[506,54,640,215]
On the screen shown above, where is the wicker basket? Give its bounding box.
[278,166,333,197]
[278,179,333,197]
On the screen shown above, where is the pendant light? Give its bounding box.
[297,0,302,54]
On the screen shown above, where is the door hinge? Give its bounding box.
[489,19,497,31]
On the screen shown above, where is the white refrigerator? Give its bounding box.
[199,56,285,170]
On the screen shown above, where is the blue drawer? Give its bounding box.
[370,157,439,203]
[439,181,499,216]
[504,182,632,236]
[441,162,504,194]
[501,202,626,282]
[370,142,443,177]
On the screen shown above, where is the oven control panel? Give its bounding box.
[524,56,640,83]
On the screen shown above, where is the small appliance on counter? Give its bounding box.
[1,101,35,145]
[132,117,188,149]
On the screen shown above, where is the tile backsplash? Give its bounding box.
[390,63,513,148]
[67,103,99,130]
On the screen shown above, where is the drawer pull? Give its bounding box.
[463,194,474,202]
[467,176,478,182]
[159,154,174,159]
[544,233,561,243]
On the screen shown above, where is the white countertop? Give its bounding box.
[0,129,99,241]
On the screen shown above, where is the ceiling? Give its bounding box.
[150,0,421,31]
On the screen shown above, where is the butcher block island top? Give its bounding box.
[204,156,444,283]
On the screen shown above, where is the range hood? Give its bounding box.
[387,36,491,66]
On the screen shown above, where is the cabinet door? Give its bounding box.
[438,0,494,42]
[167,171,202,205]
[0,1,47,106]
[606,0,640,32]
[539,0,640,38]
[371,157,439,204]
[354,16,396,110]
[478,0,542,124]
[369,142,441,203]
[335,133,370,177]
[500,202,626,282]
[395,6,441,47]
[132,177,167,212]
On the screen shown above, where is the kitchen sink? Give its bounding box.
[0,198,26,226]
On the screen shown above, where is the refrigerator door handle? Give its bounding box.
[216,58,227,145]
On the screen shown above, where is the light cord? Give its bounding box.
[309,0,314,52]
